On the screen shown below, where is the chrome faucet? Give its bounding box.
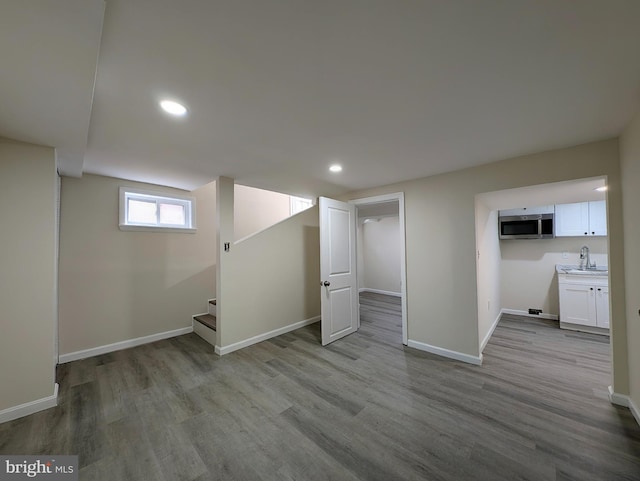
[579,245,596,270]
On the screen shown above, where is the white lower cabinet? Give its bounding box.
[558,274,609,330]
[595,286,609,329]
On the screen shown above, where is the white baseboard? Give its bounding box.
[631,399,640,426]
[0,383,58,424]
[608,386,640,426]
[480,311,502,353]
[218,316,321,356]
[358,288,401,297]
[559,322,609,336]
[407,339,482,366]
[501,308,558,321]
[59,326,193,363]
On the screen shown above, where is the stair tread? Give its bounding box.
[194,313,216,331]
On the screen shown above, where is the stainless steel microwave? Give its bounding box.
[499,213,554,240]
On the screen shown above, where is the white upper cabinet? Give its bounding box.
[499,205,554,216]
[588,200,607,236]
[554,202,589,236]
[555,200,607,237]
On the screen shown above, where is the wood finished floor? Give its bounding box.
[2,292,640,480]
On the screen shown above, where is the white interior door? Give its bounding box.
[319,197,359,346]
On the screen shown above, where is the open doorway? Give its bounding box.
[474,176,611,369]
[350,193,408,345]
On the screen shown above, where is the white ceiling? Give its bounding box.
[2,1,640,197]
[0,0,104,176]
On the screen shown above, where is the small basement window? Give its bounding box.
[119,187,196,233]
[290,196,314,215]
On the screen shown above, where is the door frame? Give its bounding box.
[349,192,408,345]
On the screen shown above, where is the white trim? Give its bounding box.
[119,186,197,232]
[54,174,61,366]
[218,316,320,356]
[501,308,558,321]
[350,192,408,345]
[358,287,401,297]
[349,192,403,205]
[631,399,640,426]
[118,225,196,234]
[0,383,58,424]
[59,326,193,363]
[559,322,609,336]
[407,339,483,365]
[608,386,640,426]
[480,310,502,352]
[608,385,629,406]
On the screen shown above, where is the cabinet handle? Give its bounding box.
[592,232,595,235]
[584,232,588,235]
[590,287,594,291]
[597,288,601,291]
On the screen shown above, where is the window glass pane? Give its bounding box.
[128,199,157,224]
[159,203,186,225]
[290,196,313,215]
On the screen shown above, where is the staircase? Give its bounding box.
[193,299,216,346]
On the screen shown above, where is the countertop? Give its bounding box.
[556,264,608,276]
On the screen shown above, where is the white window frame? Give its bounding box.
[290,196,314,215]
[119,187,197,233]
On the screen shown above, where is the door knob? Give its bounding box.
[321,281,330,287]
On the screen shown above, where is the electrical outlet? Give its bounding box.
[562,251,569,259]
[487,300,490,311]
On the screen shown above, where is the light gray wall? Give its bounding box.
[361,217,401,294]
[58,174,216,355]
[475,203,501,348]
[342,139,628,393]
[234,184,291,241]
[0,138,57,411]
[501,237,608,316]
[620,108,640,410]
[221,187,320,348]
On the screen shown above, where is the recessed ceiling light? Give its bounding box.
[595,186,608,192]
[329,164,342,173]
[160,100,187,116]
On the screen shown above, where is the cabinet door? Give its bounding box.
[555,202,590,237]
[588,200,607,236]
[596,286,610,328]
[559,283,597,326]
[499,205,554,216]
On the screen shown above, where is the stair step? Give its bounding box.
[209,299,216,305]
[194,314,216,331]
